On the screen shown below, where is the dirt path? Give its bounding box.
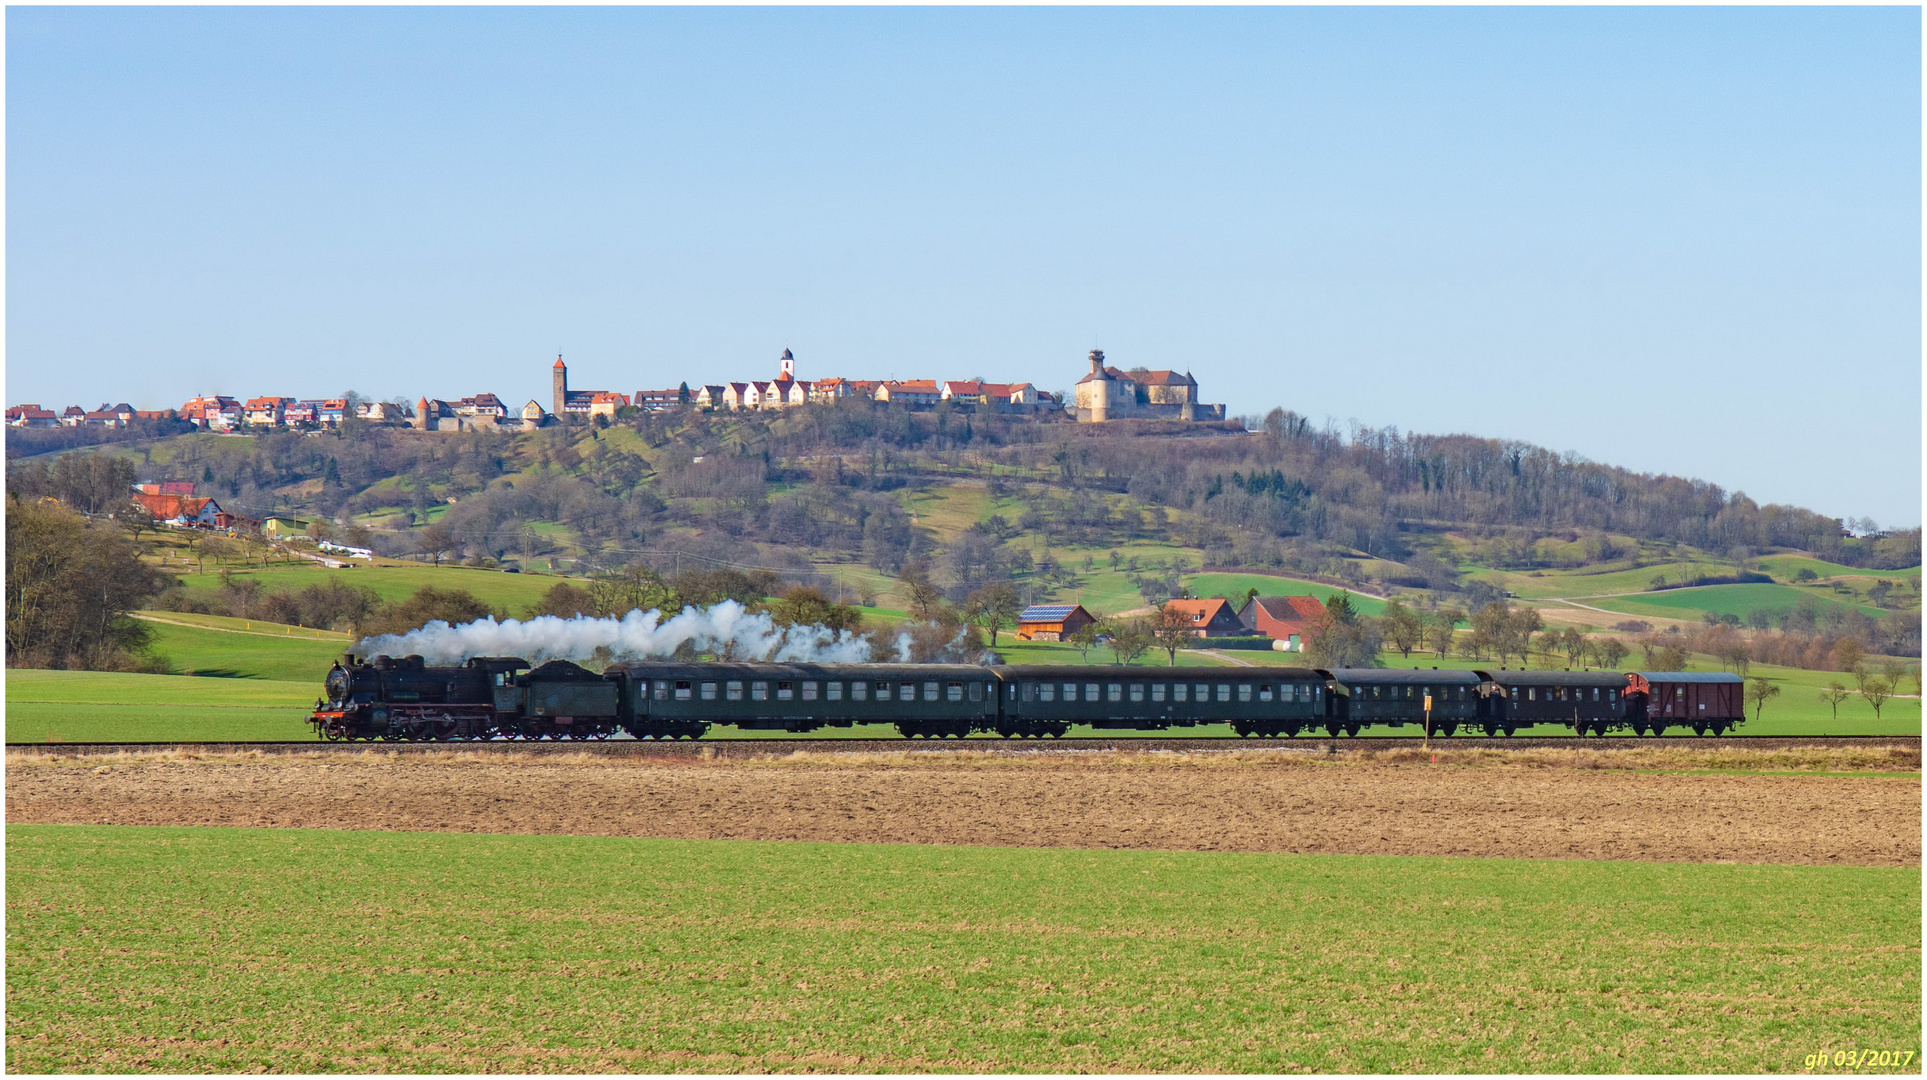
[8,750,1917,867]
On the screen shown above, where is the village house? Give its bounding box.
[634,385,692,411]
[180,395,244,430]
[245,397,294,427]
[1159,598,1246,638]
[59,406,87,426]
[587,391,630,421]
[874,380,940,408]
[130,489,225,527]
[1015,603,1097,642]
[807,377,853,404]
[1237,595,1329,653]
[6,405,60,427]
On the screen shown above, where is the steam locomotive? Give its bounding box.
[310,652,1745,741]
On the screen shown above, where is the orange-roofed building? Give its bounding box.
[1237,595,1329,652]
[1159,598,1245,638]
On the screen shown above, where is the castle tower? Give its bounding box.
[1088,349,1110,423]
[552,355,567,420]
[414,396,430,431]
[1180,370,1196,422]
[779,347,795,380]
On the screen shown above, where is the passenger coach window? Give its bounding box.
[969,682,984,702]
[701,682,718,701]
[776,682,793,701]
[1041,684,1056,702]
[852,682,868,702]
[1174,684,1188,703]
[1085,683,1099,701]
[1216,684,1231,702]
[1128,684,1144,703]
[946,682,963,702]
[1107,684,1122,703]
[899,683,915,702]
[923,682,939,702]
[726,681,744,702]
[653,681,669,701]
[801,681,818,701]
[827,682,843,701]
[1062,683,1075,701]
[752,681,769,701]
[1258,685,1273,702]
[674,681,693,701]
[1152,684,1166,702]
[1238,684,1253,703]
[1195,684,1209,701]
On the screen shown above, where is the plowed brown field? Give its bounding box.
[10,747,1918,866]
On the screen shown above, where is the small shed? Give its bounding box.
[1016,604,1096,642]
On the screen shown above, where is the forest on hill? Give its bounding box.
[7,398,1921,671]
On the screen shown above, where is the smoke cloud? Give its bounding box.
[353,601,878,666]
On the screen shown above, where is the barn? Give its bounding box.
[1015,604,1096,642]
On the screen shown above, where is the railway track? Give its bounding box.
[8,735,1917,758]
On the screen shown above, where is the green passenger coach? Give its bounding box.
[991,665,1327,738]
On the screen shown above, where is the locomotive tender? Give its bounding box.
[311,652,1744,741]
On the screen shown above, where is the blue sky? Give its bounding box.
[7,7,1920,526]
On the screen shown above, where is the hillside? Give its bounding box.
[7,404,1920,674]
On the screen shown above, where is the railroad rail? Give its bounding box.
[8,735,1918,758]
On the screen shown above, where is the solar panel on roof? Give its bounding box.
[1019,605,1079,620]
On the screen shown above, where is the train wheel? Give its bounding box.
[1344,723,1361,737]
[1503,725,1517,736]
[1283,724,1300,738]
[1649,724,1666,737]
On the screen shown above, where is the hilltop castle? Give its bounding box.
[1072,350,1223,422]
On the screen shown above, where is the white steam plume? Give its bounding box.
[353,600,876,666]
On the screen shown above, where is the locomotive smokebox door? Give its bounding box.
[523,659,619,718]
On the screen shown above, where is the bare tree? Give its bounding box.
[416,521,455,567]
[1106,617,1152,666]
[1067,620,1101,662]
[1861,676,1892,721]
[1819,682,1850,720]
[1744,677,1780,723]
[963,583,1023,648]
[1587,637,1629,671]
[1380,599,1423,659]
[1150,603,1196,666]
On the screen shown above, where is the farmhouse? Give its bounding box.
[1238,594,1328,652]
[1015,604,1096,642]
[1159,598,1245,638]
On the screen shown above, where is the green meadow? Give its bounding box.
[169,562,564,612]
[138,617,346,683]
[1579,582,1890,623]
[7,825,1918,1073]
[5,671,316,743]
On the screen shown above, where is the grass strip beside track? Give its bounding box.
[7,825,1919,1073]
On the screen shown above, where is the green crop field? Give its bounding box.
[169,563,566,612]
[1184,573,1389,615]
[1756,555,1921,582]
[136,617,347,683]
[6,671,317,743]
[8,825,1918,1073]
[1578,583,1891,622]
